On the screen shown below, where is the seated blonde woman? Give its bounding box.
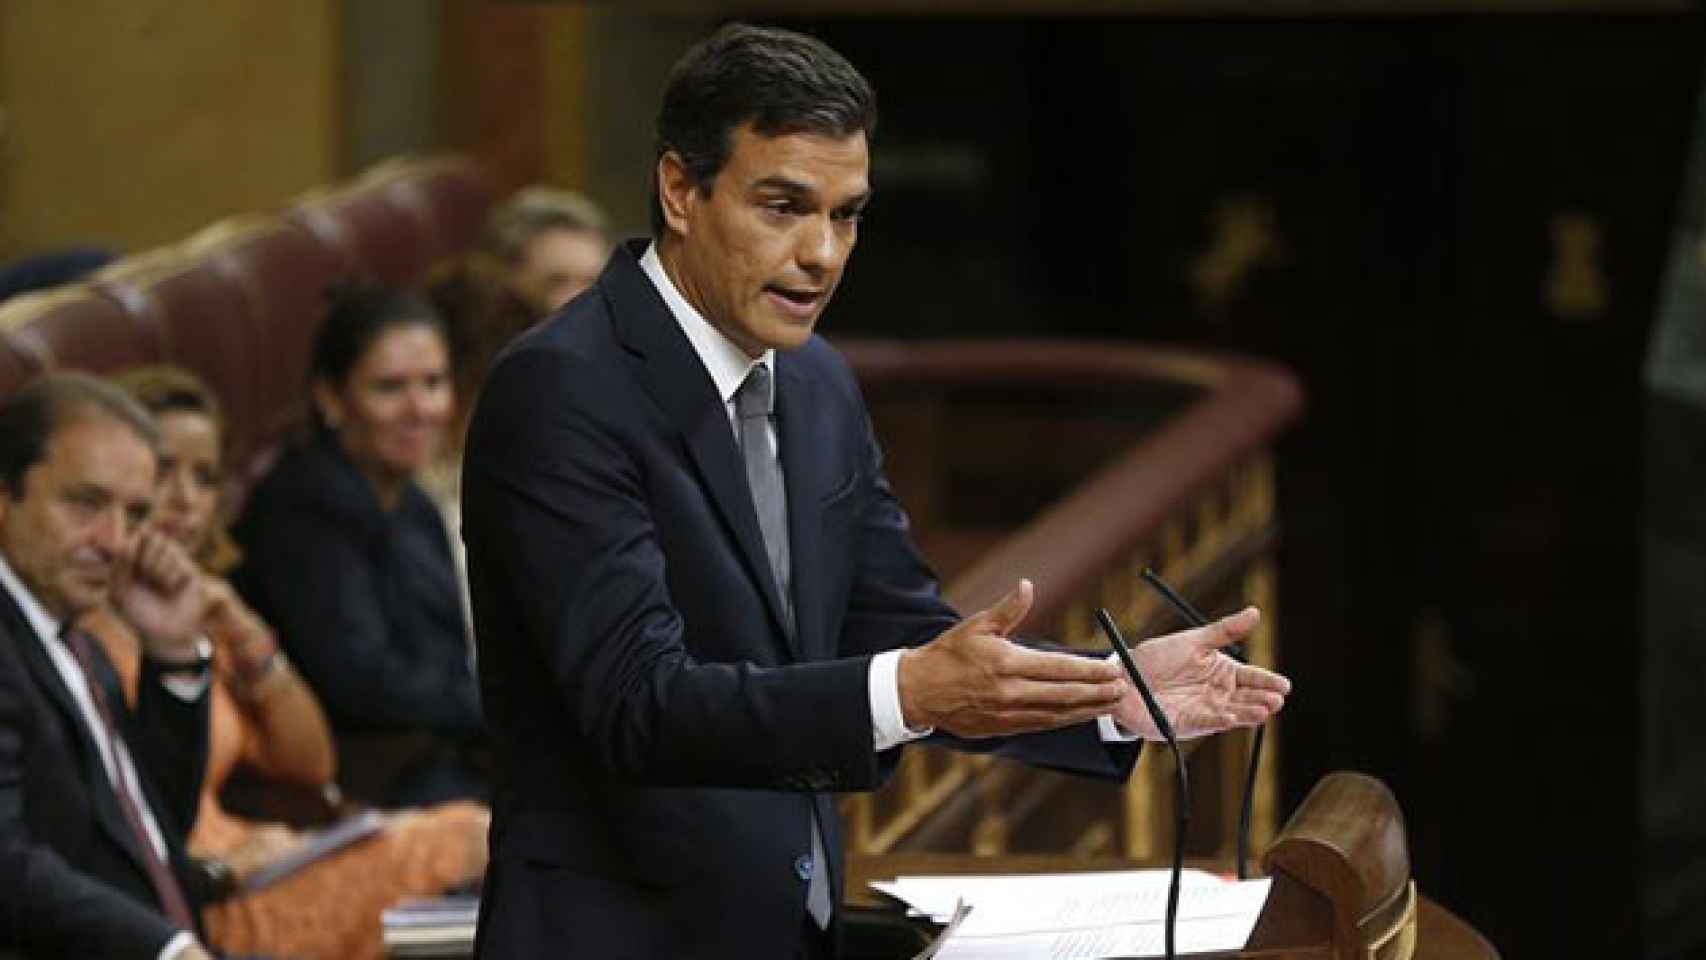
[84,366,488,960]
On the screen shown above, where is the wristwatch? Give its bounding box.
[154,636,215,677]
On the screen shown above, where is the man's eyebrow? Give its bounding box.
[838,189,873,213]
[63,482,110,500]
[749,176,814,197]
[748,178,872,214]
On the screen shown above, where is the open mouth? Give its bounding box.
[764,285,824,317]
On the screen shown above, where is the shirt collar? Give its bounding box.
[638,242,773,408]
[0,550,63,646]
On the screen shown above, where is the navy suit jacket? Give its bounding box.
[463,241,1137,958]
[0,580,210,958]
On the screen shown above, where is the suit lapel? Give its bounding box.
[604,243,795,648]
[0,586,157,877]
[0,586,101,777]
[775,361,823,660]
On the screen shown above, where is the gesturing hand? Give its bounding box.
[898,580,1128,738]
[113,529,211,660]
[1110,607,1291,741]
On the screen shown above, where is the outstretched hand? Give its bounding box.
[1111,607,1291,741]
[898,580,1128,738]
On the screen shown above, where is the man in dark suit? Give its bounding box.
[0,374,220,959]
[463,23,1291,959]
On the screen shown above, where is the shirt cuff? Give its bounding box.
[870,650,932,752]
[1098,714,1141,742]
[160,673,211,701]
[158,931,198,960]
[156,636,213,702]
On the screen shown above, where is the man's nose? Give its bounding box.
[796,216,844,274]
[91,505,129,555]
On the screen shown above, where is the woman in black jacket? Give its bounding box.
[233,283,485,807]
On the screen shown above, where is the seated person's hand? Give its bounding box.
[199,578,280,679]
[113,528,212,661]
[219,823,302,884]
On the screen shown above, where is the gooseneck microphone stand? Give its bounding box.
[1140,568,1264,882]
[1094,608,1186,960]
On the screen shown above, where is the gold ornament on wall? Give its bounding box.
[1188,194,1283,317]
[1543,211,1609,320]
[1408,607,1475,745]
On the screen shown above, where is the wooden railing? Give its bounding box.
[836,338,1303,865]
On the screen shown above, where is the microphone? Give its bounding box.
[1140,567,1264,883]
[1095,607,1186,960]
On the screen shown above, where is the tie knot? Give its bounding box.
[734,364,772,420]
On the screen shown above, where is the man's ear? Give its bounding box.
[656,150,701,238]
[311,380,344,431]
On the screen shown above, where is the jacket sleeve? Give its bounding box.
[464,347,878,792]
[0,663,184,959]
[127,656,209,838]
[243,507,481,734]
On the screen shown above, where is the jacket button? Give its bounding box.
[794,854,813,881]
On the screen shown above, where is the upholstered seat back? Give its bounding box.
[0,154,492,504]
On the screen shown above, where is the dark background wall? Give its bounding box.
[764,13,1705,956]
[1643,69,1706,960]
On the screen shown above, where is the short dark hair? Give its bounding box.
[0,372,159,494]
[651,22,878,237]
[310,282,447,433]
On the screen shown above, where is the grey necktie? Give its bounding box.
[734,364,830,928]
[734,364,793,635]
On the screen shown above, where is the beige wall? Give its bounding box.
[542,10,713,239]
[0,0,341,259]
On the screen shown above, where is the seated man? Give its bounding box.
[0,373,218,959]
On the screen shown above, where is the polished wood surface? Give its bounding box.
[1260,772,1413,956]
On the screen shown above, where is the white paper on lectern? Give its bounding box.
[952,875,1270,937]
[871,870,1271,959]
[871,869,1227,923]
[932,909,1268,960]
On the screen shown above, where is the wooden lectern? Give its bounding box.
[846,771,1498,960]
[1239,771,1434,959]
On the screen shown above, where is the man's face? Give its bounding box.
[661,123,871,358]
[0,415,156,621]
[510,227,610,315]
